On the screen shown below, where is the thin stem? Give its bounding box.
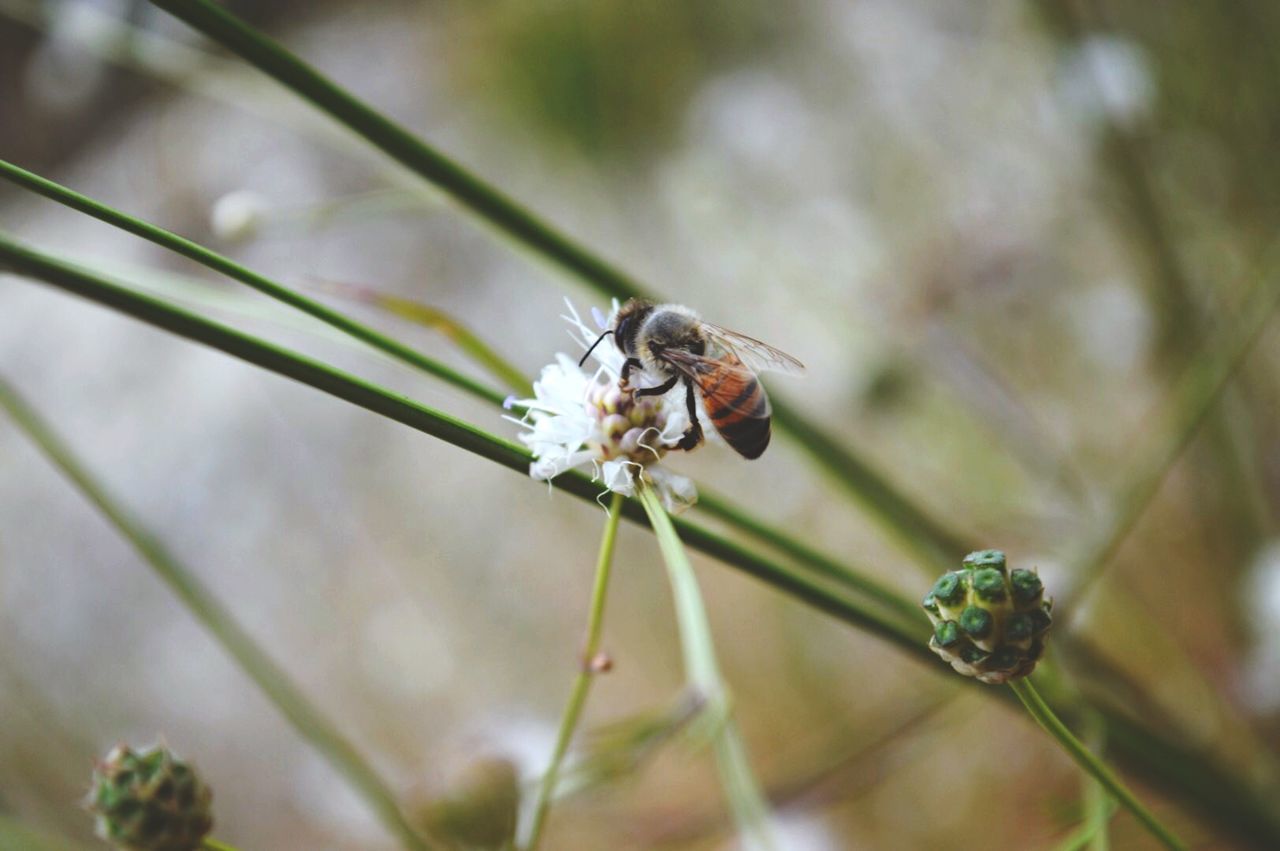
[3,232,1278,846]
[636,482,776,851]
[1054,802,1116,851]
[311,281,531,394]
[145,0,970,574]
[201,839,242,851]
[0,380,436,851]
[1066,243,1280,603]
[0,813,87,851]
[524,491,624,850]
[147,0,645,299]
[1008,679,1185,851]
[0,0,379,167]
[0,158,504,408]
[1083,711,1112,851]
[765,398,972,573]
[695,490,925,625]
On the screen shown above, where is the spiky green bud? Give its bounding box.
[923,550,1053,684]
[962,549,1007,573]
[87,744,212,851]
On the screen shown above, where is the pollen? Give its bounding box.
[585,382,670,465]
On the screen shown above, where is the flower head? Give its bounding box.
[922,550,1053,684]
[508,301,697,513]
[86,743,213,851]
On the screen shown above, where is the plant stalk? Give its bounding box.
[1008,678,1185,851]
[0,378,437,851]
[201,839,242,851]
[524,491,624,850]
[636,482,776,851]
[0,158,504,408]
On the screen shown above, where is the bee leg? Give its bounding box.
[676,377,704,451]
[619,358,644,391]
[634,375,678,397]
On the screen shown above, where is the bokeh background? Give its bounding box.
[2,0,1280,848]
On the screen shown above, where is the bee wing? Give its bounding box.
[700,323,806,376]
[658,348,772,418]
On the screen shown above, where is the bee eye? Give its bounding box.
[615,318,631,346]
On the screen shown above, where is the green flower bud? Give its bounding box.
[930,572,966,606]
[934,620,961,648]
[87,744,213,851]
[418,758,519,849]
[971,568,1007,602]
[1010,568,1043,607]
[923,550,1053,684]
[959,605,994,640]
[963,549,1007,573]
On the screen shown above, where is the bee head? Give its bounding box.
[611,299,653,357]
[614,315,633,352]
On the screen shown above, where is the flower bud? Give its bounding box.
[922,550,1053,684]
[209,190,266,242]
[418,758,518,849]
[87,743,213,851]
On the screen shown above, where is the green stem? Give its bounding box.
[695,490,924,625]
[0,380,436,851]
[312,282,531,394]
[200,839,242,851]
[1066,245,1280,602]
[147,0,644,300]
[0,158,504,408]
[1083,711,1112,851]
[1008,679,1185,851]
[2,232,1277,846]
[524,492,624,850]
[145,0,970,575]
[0,812,88,851]
[636,482,776,851]
[765,398,972,573]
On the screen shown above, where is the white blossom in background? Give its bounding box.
[507,301,697,513]
[767,811,843,851]
[210,189,268,242]
[1242,541,1280,712]
[1058,35,1155,129]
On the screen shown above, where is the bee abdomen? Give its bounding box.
[708,382,771,459]
[717,416,771,459]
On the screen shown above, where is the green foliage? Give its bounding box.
[444,0,793,159]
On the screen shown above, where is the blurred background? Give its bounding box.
[2,0,1279,848]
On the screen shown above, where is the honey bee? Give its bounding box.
[580,300,805,459]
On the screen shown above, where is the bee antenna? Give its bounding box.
[578,330,614,367]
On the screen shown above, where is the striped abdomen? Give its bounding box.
[700,354,771,459]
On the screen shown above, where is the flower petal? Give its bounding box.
[646,466,698,514]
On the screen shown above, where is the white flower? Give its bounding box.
[507,300,697,513]
[210,189,267,242]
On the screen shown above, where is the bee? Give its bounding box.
[580,300,805,459]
